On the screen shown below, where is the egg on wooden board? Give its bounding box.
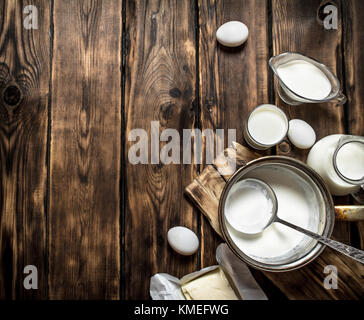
[216,21,249,47]
[167,226,199,256]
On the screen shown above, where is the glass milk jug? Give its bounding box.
[307,135,364,202]
[269,52,347,106]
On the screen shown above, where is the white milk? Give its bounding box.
[277,60,332,100]
[225,181,274,233]
[307,135,363,195]
[225,165,321,262]
[247,105,288,146]
[336,142,364,181]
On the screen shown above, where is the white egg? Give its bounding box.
[216,21,249,47]
[167,226,199,256]
[288,119,316,149]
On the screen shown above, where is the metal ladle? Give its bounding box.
[230,178,364,264]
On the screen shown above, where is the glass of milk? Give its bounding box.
[243,104,289,150]
[269,52,347,106]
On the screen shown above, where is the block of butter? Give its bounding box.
[181,267,239,300]
[150,244,267,300]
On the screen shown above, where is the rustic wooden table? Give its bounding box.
[0,0,363,300]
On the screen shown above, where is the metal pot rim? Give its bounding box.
[218,155,335,272]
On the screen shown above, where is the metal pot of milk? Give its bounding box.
[307,135,364,201]
[269,52,347,106]
[219,156,335,272]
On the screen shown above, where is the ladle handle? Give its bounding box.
[275,217,364,264]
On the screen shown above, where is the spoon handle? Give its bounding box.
[276,217,364,264]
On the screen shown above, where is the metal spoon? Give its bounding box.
[229,178,364,264]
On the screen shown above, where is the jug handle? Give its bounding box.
[332,92,347,105]
[352,186,364,205]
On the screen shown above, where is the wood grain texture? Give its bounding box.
[185,142,364,299]
[262,250,363,300]
[272,0,345,158]
[343,0,364,137]
[124,0,198,299]
[0,0,49,299]
[49,0,121,299]
[342,0,364,250]
[272,0,352,244]
[198,0,270,268]
[185,165,225,238]
[0,0,362,300]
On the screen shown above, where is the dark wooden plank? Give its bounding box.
[272,0,345,157]
[343,0,364,137]
[272,0,346,151]
[0,0,49,299]
[270,0,363,297]
[262,249,364,300]
[272,0,345,152]
[49,0,121,299]
[198,0,270,267]
[342,0,364,250]
[272,0,352,244]
[124,0,198,299]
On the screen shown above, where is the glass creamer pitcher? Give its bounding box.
[269,52,347,106]
[307,135,364,203]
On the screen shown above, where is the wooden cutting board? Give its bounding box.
[185,142,364,299]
